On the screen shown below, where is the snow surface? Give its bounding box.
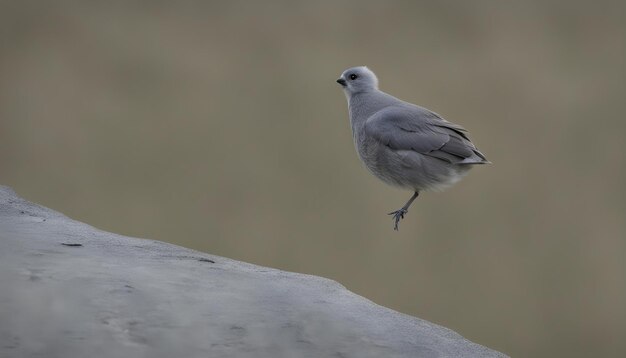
[0,186,506,358]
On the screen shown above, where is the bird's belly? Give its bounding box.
[356,140,410,188]
[356,140,470,191]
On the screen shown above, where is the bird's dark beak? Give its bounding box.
[336,78,347,86]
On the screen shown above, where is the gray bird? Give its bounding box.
[336,66,489,230]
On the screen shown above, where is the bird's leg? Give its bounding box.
[388,191,419,231]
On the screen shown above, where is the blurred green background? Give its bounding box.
[2,1,625,356]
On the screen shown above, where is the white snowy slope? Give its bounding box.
[0,185,507,358]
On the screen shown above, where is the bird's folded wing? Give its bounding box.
[364,107,488,164]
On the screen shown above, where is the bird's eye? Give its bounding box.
[349,74,358,80]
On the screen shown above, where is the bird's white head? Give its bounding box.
[336,66,379,95]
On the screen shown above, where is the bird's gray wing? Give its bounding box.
[412,106,472,140]
[364,107,488,164]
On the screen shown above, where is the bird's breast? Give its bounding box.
[353,131,409,188]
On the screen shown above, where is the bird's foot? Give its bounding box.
[388,208,408,231]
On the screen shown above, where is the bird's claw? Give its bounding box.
[388,208,408,231]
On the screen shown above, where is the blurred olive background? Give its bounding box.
[2,0,625,356]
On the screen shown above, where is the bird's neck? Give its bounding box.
[347,91,381,143]
[348,90,396,124]
[348,92,370,119]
